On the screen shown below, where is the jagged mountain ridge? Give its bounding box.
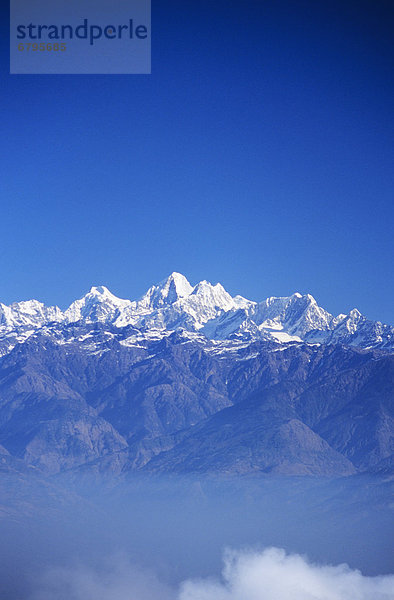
[0,274,392,479]
[0,272,393,352]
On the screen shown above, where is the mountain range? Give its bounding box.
[0,273,392,480]
[1,272,393,351]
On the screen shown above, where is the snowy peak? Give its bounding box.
[0,299,62,331]
[138,272,193,310]
[251,292,332,336]
[134,276,240,331]
[190,280,235,311]
[64,286,132,324]
[282,293,333,336]
[168,279,241,331]
[0,275,393,353]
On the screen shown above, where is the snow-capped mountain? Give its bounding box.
[0,273,392,481]
[0,299,63,331]
[137,272,193,309]
[0,272,393,353]
[64,285,133,324]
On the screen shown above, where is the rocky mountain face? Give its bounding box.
[0,273,392,479]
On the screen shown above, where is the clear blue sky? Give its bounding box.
[1,1,393,323]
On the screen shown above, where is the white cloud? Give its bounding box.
[179,548,394,600]
[29,548,394,600]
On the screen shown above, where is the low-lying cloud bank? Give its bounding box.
[180,548,394,600]
[30,548,394,600]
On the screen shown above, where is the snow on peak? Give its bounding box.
[162,272,193,299]
[64,286,132,324]
[250,292,333,338]
[137,272,193,310]
[0,299,63,330]
[338,308,364,334]
[305,293,317,303]
[0,275,393,352]
[191,280,233,307]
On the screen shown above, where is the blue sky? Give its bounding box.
[1,1,393,322]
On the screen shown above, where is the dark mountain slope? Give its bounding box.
[0,326,391,476]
